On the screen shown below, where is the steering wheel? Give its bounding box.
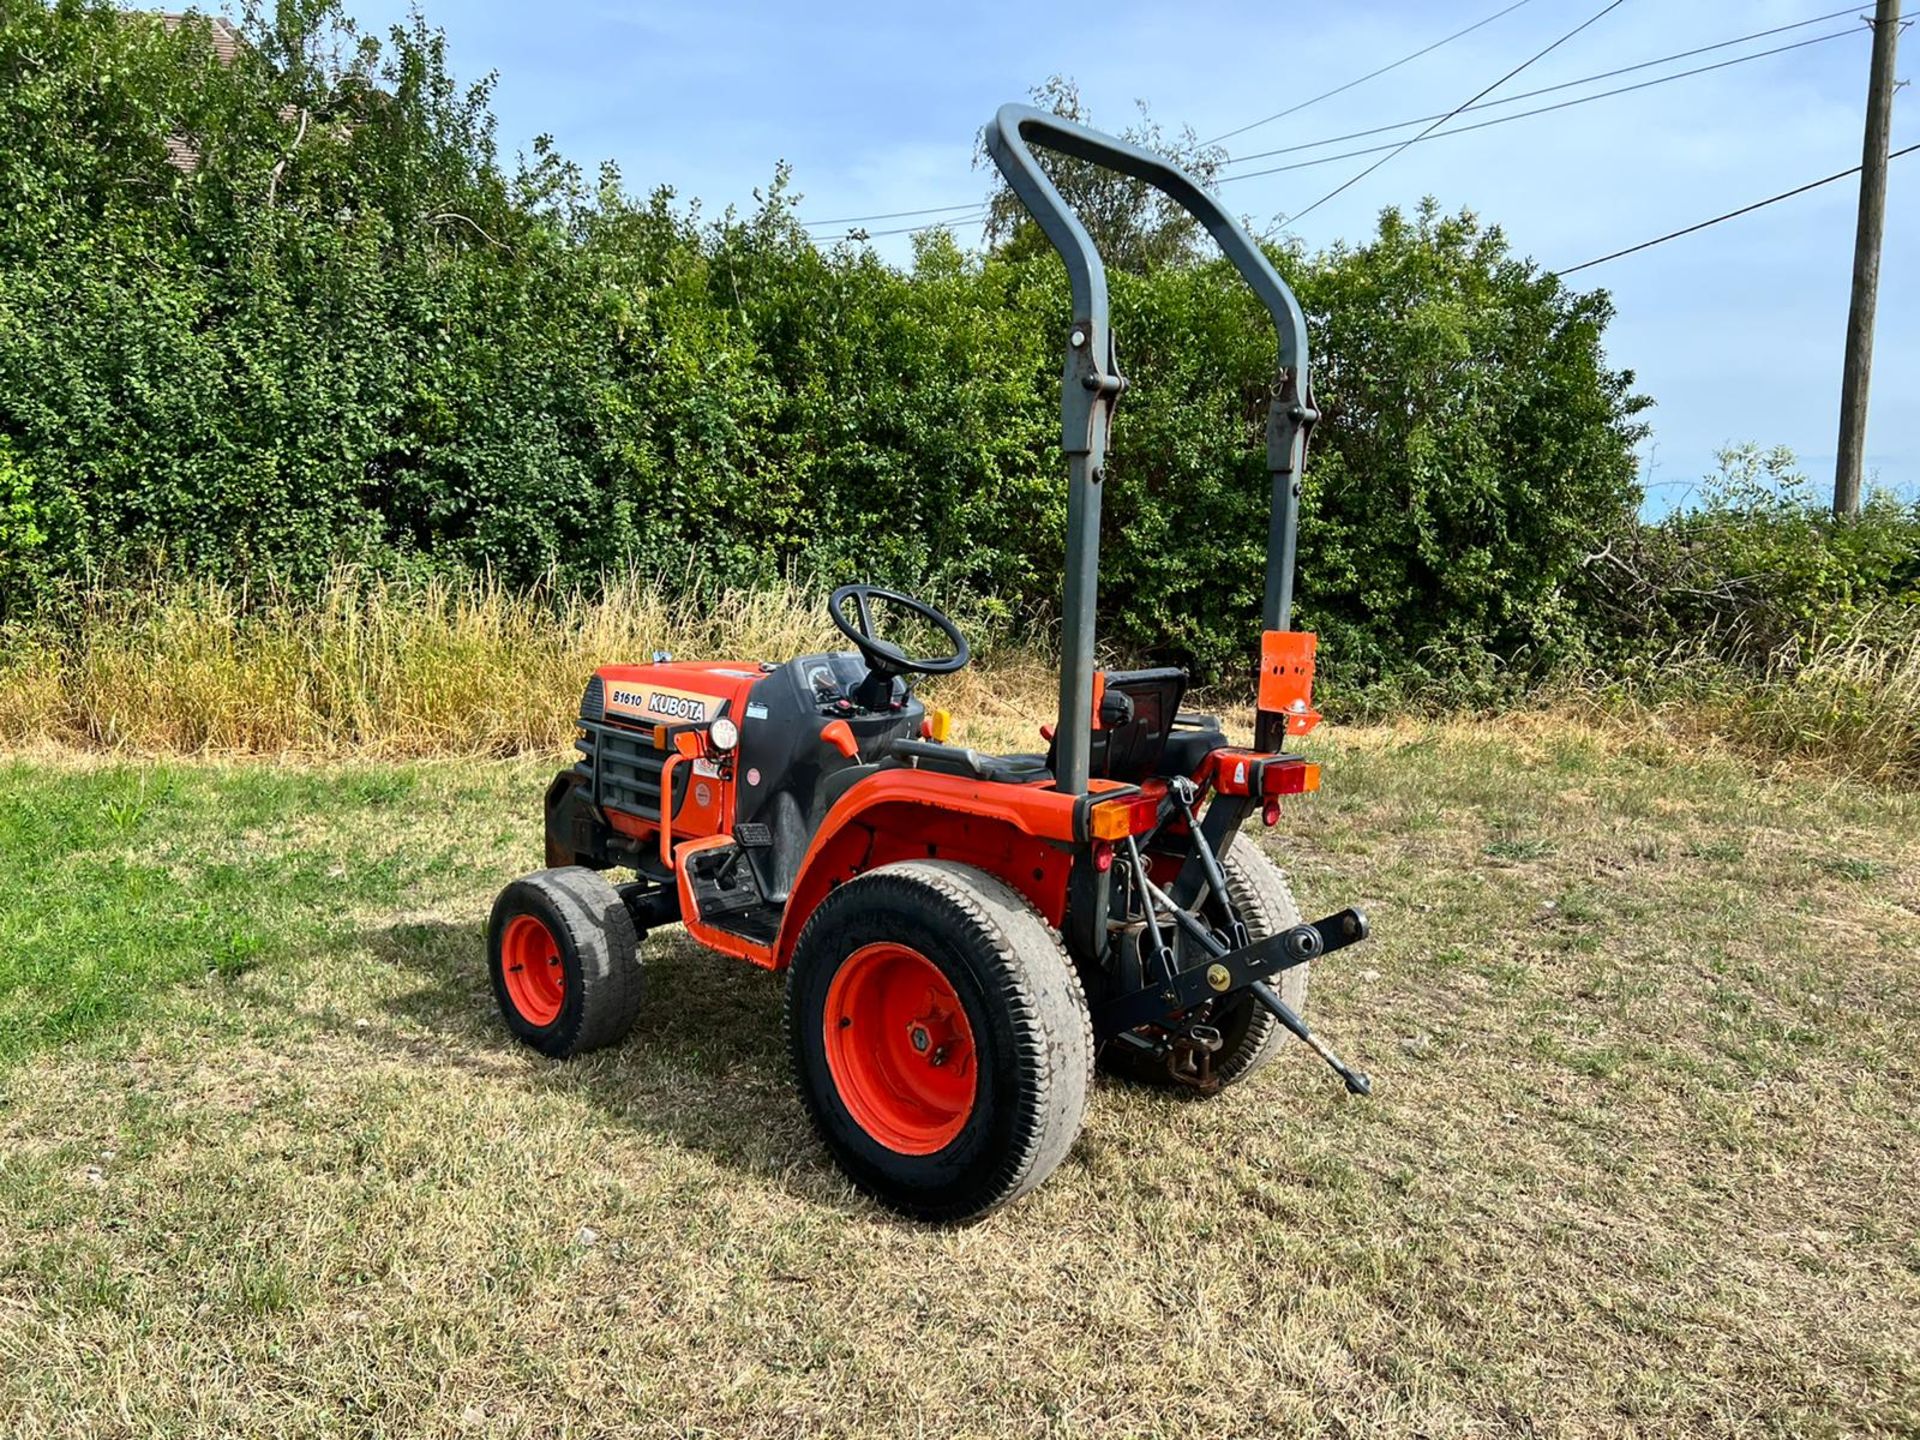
[829,584,971,678]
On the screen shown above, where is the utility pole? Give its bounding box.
[1834,0,1902,518]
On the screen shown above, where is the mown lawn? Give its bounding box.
[1,720,1916,1437]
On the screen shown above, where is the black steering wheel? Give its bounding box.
[829,584,971,678]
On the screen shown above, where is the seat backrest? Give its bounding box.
[1049,667,1188,782]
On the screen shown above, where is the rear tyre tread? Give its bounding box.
[1100,831,1308,1093]
[785,860,1092,1223]
[1211,832,1308,1086]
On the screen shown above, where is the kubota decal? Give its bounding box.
[604,684,720,724]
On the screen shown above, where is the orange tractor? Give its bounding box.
[486,104,1370,1221]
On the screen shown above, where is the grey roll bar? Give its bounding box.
[984,103,1318,795]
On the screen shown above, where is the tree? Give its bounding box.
[0,3,1656,695]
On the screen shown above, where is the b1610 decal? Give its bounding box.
[605,685,717,725]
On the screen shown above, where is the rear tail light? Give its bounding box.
[1089,793,1161,841]
[1262,761,1320,797]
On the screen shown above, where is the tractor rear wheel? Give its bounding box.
[1102,832,1309,1093]
[487,867,643,1059]
[785,861,1092,1223]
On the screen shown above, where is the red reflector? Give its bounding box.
[1262,761,1321,797]
[1262,800,1281,826]
[1092,841,1114,872]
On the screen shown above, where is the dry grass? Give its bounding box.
[1677,617,1920,785]
[1557,609,1920,790]
[5,571,1916,791]
[2,717,1916,1437]
[0,570,856,756]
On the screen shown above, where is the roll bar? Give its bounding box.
[984,103,1318,795]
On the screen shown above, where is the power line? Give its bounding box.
[806,3,1533,234]
[1554,140,1920,275]
[1222,6,1869,168]
[1204,0,1539,146]
[1282,0,1632,227]
[808,4,1863,234]
[1218,27,1862,185]
[803,199,983,228]
[837,209,990,239]
[806,4,1875,241]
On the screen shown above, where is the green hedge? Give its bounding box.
[1574,444,1920,673]
[0,0,1652,686]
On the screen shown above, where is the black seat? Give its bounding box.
[886,739,1052,784]
[1046,667,1191,783]
[879,670,1222,792]
[1159,715,1229,778]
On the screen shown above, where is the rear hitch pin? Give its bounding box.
[1166,1022,1224,1091]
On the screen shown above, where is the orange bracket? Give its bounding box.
[658,752,684,869]
[1259,630,1321,738]
[657,729,708,869]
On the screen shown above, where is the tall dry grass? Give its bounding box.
[0,570,1060,757]
[0,572,833,756]
[3,570,1914,784]
[1564,607,1920,788]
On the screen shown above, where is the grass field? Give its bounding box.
[2,717,1917,1437]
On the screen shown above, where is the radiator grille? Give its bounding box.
[574,717,689,821]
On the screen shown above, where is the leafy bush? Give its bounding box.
[0,0,1646,691]
[1578,444,1920,669]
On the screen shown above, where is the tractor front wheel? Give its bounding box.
[786,861,1092,1223]
[487,867,643,1058]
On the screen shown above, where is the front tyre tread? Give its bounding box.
[487,866,642,1059]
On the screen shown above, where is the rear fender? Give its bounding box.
[772,770,1099,968]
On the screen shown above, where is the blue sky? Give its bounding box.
[349,0,1915,507]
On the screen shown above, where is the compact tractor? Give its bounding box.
[486,105,1371,1222]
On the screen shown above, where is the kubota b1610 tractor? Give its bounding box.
[486,105,1371,1222]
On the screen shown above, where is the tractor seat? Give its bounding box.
[1160,714,1229,777]
[885,739,1052,785]
[1046,667,1194,783]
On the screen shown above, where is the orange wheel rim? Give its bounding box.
[823,942,977,1155]
[501,914,565,1027]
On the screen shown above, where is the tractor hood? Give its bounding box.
[583,661,767,732]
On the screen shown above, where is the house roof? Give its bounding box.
[144,12,247,173]
[140,13,352,176]
[156,12,245,65]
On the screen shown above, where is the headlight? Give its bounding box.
[708,716,739,752]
